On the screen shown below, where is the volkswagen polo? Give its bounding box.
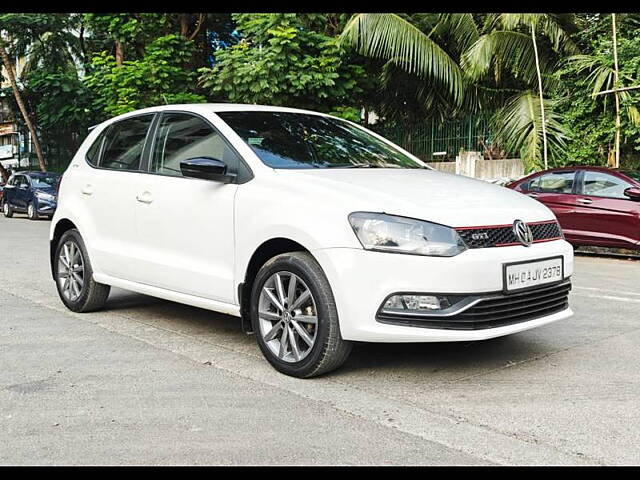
[50,104,574,377]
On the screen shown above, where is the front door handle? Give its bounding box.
[81,184,93,196]
[136,191,153,204]
[527,192,539,198]
[577,198,593,205]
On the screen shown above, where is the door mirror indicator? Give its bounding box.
[623,186,640,200]
[180,157,236,183]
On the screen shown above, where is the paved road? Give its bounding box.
[1,214,639,465]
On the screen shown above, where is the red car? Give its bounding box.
[507,166,640,250]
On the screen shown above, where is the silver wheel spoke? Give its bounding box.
[293,314,317,325]
[288,325,301,361]
[287,274,297,305]
[274,273,286,306]
[291,320,314,347]
[290,289,310,311]
[264,320,283,342]
[278,325,289,359]
[259,310,281,322]
[263,287,283,311]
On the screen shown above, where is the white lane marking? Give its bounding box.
[572,291,640,303]
[573,286,640,298]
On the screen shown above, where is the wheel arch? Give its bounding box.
[50,218,78,279]
[239,237,312,333]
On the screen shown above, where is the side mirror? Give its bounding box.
[180,157,236,184]
[623,186,640,200]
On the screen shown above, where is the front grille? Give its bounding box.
[376,280,571,330]
[456,220,562,249]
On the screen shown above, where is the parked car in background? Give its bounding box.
[507,166,640,250]
[3,171,60,220]
[0,180,5,207]
[49,104,574,378]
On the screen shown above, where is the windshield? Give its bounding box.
[217,111,426,169]
[622,170,640,183]
[30,175,58,189]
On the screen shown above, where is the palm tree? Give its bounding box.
[339,13,470,109]
[340,13,578,171]
[462,13,578,169]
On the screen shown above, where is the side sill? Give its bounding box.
[93,273,242,317]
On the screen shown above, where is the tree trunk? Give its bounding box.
[0,42,47,172]
[531,23,548,170]
[115,40,124,66]
[180,14,190,37]
[612,13,621,169]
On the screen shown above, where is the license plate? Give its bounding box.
[503,256,564,293]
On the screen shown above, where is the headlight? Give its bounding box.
[348,212,468,257]
[35,192,55,202]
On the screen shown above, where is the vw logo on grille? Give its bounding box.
[513,219,533,247]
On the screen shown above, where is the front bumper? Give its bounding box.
[312,239,574,342]
[36,199,57,215]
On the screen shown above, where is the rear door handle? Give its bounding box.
[81,184,93,196]
[577,198,593,205]
[136,191,153,204]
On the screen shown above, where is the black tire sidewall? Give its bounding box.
[250,253,337,377]
[53,229,94,312]
[3,201,12,217]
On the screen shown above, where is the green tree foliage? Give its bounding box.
[84,34,206,118]
[556,16,640,167]
[198,14,365,118]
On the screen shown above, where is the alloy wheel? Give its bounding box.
[57,241,85,302]
[258,271,318,363]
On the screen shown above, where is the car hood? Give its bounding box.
[275,168,555,227]
[35,187,57,197]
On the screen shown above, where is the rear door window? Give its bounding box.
[101,115,154,171]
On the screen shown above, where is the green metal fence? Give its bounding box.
[374,114,505,162]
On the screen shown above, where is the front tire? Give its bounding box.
[54,229,110,312]
[250,252,352,378]
[3,201,13,218]
[27,202,38,220]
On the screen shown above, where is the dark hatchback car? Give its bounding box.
[2,171,60,220]
[507,166,640,250]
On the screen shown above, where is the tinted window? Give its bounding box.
[86,129,107,166]
[151,113,241,177]
[218,111,425,169]
[101,115,154,171]
[583,171,631,199]
[530,171,575,194]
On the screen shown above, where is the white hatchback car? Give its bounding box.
[50,104,574,377]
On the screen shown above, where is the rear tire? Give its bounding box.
[250,251,352,378]
[3,201,13,218]
[54,229,110,313]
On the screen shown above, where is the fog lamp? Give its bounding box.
[383,294,451,312]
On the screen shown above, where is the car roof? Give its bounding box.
[89,103,331,131]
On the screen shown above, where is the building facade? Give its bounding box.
[1,54,32,170]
